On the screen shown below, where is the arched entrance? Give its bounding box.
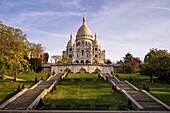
[79,68,86,73]
[64,68,71,73]
[81,60,84,64]
[86,60,90,64]
[94,68,101,73]
[75,60,79,64]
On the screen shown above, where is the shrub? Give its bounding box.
[116,74,119,78]
[17,85,21,92]
[129,77,132,82]
[38,99,44,106]
[114,86,117,92]
[127,99,132,105]
[51,88,54,92]
[53,71,55,75]
[41,77,44,80]
[35,76,38,82]
[53,85,57,90]
[98,73,101,77]
[111,71,113,75]
[21,84,25,89]
[142,84,146,90]
[146,85,150,92]
[47,73,51,77]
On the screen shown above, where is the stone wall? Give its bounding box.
[42,64,114,73]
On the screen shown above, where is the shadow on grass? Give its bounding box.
[43,97,127,110]
[0,90,18,105]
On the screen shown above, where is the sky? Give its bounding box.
[0,0,170,63]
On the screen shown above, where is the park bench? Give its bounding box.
[95,105,110,110]
[75,104,91,110]
[56,104,70,110]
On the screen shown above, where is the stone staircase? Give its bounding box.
[1,73,64,110]
[102,73,169,111]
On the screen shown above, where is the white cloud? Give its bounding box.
[1,0,170,62]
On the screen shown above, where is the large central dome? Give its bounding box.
[76,17,93,40]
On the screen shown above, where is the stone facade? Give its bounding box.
[62,17,105,64]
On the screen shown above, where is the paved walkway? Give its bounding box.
[1,73,64,110]
[102,73,170,111]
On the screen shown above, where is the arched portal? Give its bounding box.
[94,68,101,73]
[86,60,90,64]
[79,68,86,73]
[81,60,84,64]
[75,60,79,64]
[64,68,71,73]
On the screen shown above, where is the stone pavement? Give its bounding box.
[101,73,170,111]
[0,73,64,110]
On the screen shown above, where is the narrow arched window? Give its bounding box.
[82,50,84,56]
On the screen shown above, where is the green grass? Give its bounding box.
[43,73,127,110]
[0,72,48,104]
[17,72,49,81]
[114,73,170,105]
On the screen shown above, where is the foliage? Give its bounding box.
[35,76,38,82]
[119,53,142,74]
[43,53,49,63]
[146,85,150,92]
[140,48,170,83]
[127,99,132,106]
[29,58,42,72]
[142,84,146,90]
[0,22,47,78]
[57,55,72,64]
[129,77,132,82]
[21,84,25,89]
[105,59,112,64]
[0,22,31,80]
[17,85,21,92]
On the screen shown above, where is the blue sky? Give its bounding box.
[0,0,170,62]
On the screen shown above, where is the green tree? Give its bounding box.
[140,48,170,83]
[43,52,49,63]
[0,22,30,80]
[29,58,42,72]
[105,59,112,64]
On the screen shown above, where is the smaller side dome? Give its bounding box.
[67,34,74,47]
[93,34,100,46]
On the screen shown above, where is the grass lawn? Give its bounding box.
[0,72,48,104]
[43,73,127,110]
[114,73,170,106]
[17,72,49,81]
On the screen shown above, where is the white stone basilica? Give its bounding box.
[63,17,105,64]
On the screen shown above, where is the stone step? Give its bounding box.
[138,101,167,111]
[4,89,43,110]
